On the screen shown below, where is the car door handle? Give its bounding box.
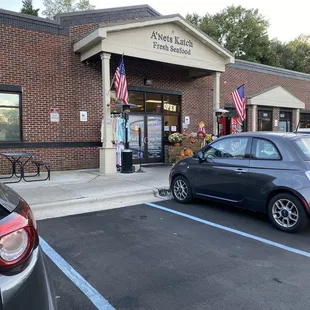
[234,168,247,174]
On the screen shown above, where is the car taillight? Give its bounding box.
[0,200,38,271]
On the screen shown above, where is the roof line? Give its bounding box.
[232,59,310,81]
[0,8,60,24]
[247,85,305,105]
[99,13,180,26]
[97,13,234,59]
[55,4,161,20]
[247,85,282,99]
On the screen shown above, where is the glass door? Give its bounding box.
[128,114,163,164]
[146,114,163,163]
[279,111,292,132]
[258,110,272,131]
[129,114,145,163]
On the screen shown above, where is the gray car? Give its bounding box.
[0,183,55,309]
[169,132,310,233]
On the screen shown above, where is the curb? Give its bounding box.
[31,188,170,220]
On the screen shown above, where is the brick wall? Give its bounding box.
[0,23,103,171]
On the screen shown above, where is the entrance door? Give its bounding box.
[279,111,292,132]
[128,114,145,162]
[146,114,163,163]
[129,114,163,164]
[258,110,272,131]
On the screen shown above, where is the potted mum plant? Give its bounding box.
[168,132,183,146]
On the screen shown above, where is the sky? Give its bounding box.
[1,0,309,43]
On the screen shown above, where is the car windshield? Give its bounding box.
[292,136,310,160]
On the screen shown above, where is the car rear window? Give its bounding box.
[291,136,310,160]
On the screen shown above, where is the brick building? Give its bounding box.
[1,5,310,172]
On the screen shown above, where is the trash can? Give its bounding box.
[121,149,133,173]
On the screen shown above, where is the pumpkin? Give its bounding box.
[184,148,192,156]
[180,150,185,157]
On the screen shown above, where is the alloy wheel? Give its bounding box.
[173,179,188,201]
[272,198,299,228]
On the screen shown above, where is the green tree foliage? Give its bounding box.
[42,0,95,19]
[286,35,310,73]
[20,0,40,16]
[186,6,310,73]
[186,6,271,64]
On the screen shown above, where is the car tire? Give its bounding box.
[267,193,309,233]
[171,175,193,204]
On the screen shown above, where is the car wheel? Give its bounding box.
[172,175,193,204]
[267,193,309,233]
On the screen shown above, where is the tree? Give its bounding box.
[268,35,310,73]
[42,0,95,19]
[186,5,272,64]
[286,35,310,73]
[20,0,40,16]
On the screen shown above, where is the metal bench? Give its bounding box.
[23,160,51,182]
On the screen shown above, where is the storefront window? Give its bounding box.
[300,113,310,128]
[0,93,21,142]
[145,93,162,113]
[163,95,180,140]
[128,92,144,112]
[258,110,272,131]
[279,111,292,132]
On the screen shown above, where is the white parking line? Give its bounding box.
[146,202,310,258]
[40,237,115,310]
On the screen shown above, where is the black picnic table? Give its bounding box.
[0,152,36,183]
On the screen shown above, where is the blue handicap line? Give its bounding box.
[146,202,310,259]
[39,237,115,310]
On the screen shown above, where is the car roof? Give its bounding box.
[297,128,310,132]
[223,131,308,141]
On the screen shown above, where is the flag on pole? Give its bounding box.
[231,85,246,123]
[114,56,128,104]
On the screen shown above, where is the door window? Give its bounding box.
[147,115,162,160]
[163,95,180,140]
[251,138,281,160]
[258,110,272,131]
[279,111,292,132]
[204,137,249,159]
[300,113,310,128]
[129,115,145,160]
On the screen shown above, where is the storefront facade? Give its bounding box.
[73,12,234,172]
[221,62,310,134]
[1,5,310,172]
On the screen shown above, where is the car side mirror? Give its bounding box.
[197,151,204,163]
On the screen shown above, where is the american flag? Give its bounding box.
[114,56,128,104]
[231,85,246,122]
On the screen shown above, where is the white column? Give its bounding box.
[213,72,220,135]
[252,105,257,132]
[99,52,116,174]
[296,108,300,129]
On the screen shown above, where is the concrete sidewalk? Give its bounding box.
[6,165,172,220]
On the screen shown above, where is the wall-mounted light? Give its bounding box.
[144,79,153,86]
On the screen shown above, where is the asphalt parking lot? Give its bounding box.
[38,199,310,310]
